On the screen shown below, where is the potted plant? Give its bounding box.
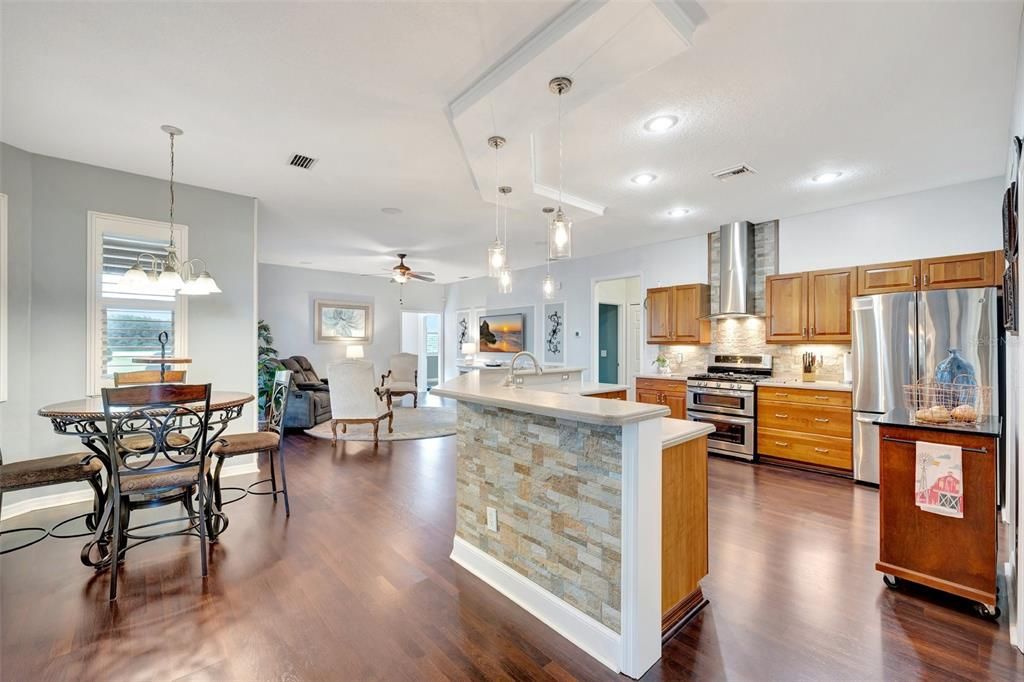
[653,352,671,375]
[257,320,279,424]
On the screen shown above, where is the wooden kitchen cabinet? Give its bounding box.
[661,435,709,633]
[646,284,710,345]
[808,267,854,342]
[756,386,853,472]
[920,251,999,290]
[635,378,687,419]
[856,259,920,295]
[765,272,808,342]
[590,389,627,400]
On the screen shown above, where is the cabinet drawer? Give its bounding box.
[757,402,852,438]
[636,378,687,394]
[758,428,852,470]
[757,386,852,408]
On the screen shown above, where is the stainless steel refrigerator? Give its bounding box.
[851,287,999,484]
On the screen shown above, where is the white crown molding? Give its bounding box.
[530,135,607,216]
[651,0,708,46]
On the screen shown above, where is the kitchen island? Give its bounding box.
[433,369,713,678]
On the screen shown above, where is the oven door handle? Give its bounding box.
[688,413,752,425]
[686,388,753,399]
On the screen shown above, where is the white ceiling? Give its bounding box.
[2,1,1020,282]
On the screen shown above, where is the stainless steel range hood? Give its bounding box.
[709,221,759,318]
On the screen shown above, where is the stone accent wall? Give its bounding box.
[455,402,623,632]
[661,317,850,382]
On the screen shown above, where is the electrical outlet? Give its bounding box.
[486,507,498,532]
[561,373,570,381]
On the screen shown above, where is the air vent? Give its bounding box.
[711,164,757,181]
[288,154,318,170]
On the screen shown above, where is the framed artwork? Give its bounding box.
[315,300,372,343]
[455,309,471,352]
[543,302,565,365]
[479,313,524,353]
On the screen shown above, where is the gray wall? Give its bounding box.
[0,143,258,512]
[258,263,445,380]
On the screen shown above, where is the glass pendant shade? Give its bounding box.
[487,240,506,278]
[121,263,152,289]
[542,273,556,299]
[157,268,185,291]
[548,209,572,260]
[197,272,222,294]
[498,266,513,294]
[179,278,209,296]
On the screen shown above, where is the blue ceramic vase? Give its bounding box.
[934,349,976,386]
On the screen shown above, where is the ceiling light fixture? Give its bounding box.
[380,207,403,215]
[631,173,657,186]
[498,185,513,294]
[548,77,573,261]
[667,208,690,217]
[643,115,678,133]
[811,171,843,184]
[119,126,221,297]
[486,135,507,278]
[541,207,556,300]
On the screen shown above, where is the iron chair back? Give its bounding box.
[265,370,292,442]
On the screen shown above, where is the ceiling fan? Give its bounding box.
[385,253,435,283]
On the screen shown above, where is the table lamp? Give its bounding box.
[346,345,365,359]
[461,342,477,364]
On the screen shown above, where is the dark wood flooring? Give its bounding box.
[3,423,1023,680]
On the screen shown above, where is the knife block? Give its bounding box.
[802,371,816,382]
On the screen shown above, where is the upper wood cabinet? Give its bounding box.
[920,251,999,290]
[808,268,854,341]
[856,260,920,296]
[766,268,853,343]
[646,284,710,344]
[765,272,808,343]
[856,251,1000,296]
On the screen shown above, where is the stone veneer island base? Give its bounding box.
[434,370,714,678]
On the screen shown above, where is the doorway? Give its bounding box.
[400,311,442,389]
[593,276,642,384]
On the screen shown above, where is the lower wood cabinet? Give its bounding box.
[589,389,627,400]
[636,378,686,419]
[756,386,853,471]
[661,435,709,632]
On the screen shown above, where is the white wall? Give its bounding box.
[780,177,1003,272]
[0,144,259,515]
[258,263,445,380]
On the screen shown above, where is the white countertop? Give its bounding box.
[661,419,715,448]
[635,373,688,382]
[577,382,629,395]
[433,372,668,426]
[456,364,587,374]
[757,379,852,392]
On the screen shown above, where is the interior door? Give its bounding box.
[598,303,620,384]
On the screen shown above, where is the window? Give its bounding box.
[87,212,187,395]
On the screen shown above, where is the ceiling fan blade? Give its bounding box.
[412,271,435,277]
[408,273,435,283]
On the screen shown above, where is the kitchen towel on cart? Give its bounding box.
[914,441,964,518]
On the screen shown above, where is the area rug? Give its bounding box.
[304,405,456,442]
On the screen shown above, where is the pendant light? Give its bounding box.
[548,77,573,261]
[486,136,507,278]
[119,125,221,296]
[541,207,556,299]
[497,185,513,294]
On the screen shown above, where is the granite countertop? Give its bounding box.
[433,372,668,426]
[757,379,852,392]
[661,419,715,448]
[634,373,688,381]
[873,408,1002,437]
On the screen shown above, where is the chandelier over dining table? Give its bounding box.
[118,125,221,296]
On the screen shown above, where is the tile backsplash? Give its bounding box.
[659,318,850,382]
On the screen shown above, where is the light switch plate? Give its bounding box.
[486,507,498,532]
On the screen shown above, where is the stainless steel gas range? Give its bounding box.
[686,354,773,461]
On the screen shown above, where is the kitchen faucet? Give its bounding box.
[504,351,543,387]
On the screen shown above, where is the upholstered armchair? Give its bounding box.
[381,353,419,408]
[328,360,394,445]
[279,356,331,429]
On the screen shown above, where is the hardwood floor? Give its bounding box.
[2,427,1022,680]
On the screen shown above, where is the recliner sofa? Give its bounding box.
[278,356,331,429]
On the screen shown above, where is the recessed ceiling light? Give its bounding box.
[631,173,658,185]
[667,208,690,217]
[381,207,403,215]
[811,171,843,184]
[644,115,678,133]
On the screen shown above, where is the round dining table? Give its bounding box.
[37,391,254,566]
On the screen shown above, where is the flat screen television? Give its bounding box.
[479,313,524,353]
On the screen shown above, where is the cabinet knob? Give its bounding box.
[912,274,919,287]
[923,274,930,286]
[811,326,815,336]
[814,417,831,423]
[803,327,808,337]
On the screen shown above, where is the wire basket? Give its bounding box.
[903,375,991,425]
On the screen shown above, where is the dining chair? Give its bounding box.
[208,370,293,531]
[381,352,419,407]
[113,369,187,386]
[328,360,393,445]
[0,447,105,554]
[100,382,213,601]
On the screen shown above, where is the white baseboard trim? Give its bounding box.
[1,460,261,521]
[450,535,621,673]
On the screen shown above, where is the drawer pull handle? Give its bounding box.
[774,413,789,418]
[814,396,829,401]
[814,418,831,423]
[775,392,789,397]
[774,441,790,447]
[814,447,830,453]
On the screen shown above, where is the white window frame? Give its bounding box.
[0,193,8,403]
[87,211,188,396]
